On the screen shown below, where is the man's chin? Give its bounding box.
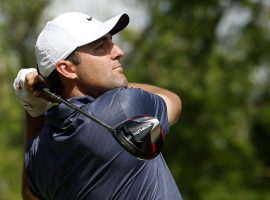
[115,77,128,88]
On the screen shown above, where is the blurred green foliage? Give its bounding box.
[124,0,270,199]
[0,0,270,199]
[0,0,50,199]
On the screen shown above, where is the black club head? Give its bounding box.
[113,116,164,160]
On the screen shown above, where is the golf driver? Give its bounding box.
[38,86,164,160]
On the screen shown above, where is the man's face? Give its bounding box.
[73,33,128,97]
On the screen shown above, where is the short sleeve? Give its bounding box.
[117,88,170,135]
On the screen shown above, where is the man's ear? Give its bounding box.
[55,61,77,79]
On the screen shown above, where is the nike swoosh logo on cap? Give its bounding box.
[86,16,92,21]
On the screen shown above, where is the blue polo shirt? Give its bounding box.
[25,87,182,200]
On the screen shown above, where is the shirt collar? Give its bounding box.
[45,96,95,127]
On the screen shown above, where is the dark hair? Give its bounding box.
[65,50,80,65]
[45,50,80,95]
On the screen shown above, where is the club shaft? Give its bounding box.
[42,88,114,132]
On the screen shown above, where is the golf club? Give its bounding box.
[38,86,164,160]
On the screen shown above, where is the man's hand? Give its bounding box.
[13,68,50,117]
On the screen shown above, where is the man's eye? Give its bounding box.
[96,43,105,49]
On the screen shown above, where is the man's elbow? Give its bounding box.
[169,95,182,125]
[157,92,182,126]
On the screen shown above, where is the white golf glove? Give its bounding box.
[13,68,50,117]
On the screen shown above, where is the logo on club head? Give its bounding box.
[86,16,92,21]
[133,123,152,136]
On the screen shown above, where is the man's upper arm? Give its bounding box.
[127,83,181,126]
[118,88,170,135]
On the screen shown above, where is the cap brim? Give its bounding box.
[76,13,129,48]
[106,13,129,35]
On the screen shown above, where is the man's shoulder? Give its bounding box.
[93,87,157,114]
[100,87,151,100]
[104,87,144,94]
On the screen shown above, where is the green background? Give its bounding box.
[1,0,270,199]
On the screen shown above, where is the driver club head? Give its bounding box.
[112,116,164,160]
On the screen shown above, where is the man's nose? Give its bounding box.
[111,44,124,59]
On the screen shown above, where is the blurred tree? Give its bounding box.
[123,0,270,199]
[0,0,50,199]
[1,0,270,199]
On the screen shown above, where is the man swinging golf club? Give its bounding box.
[13,11,182,200]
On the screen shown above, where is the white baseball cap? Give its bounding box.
[35,12,129,79]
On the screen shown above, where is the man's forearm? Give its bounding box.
[23,113,45,200]
[22,169,38,200]
[25,113,45,139]
[128,83,169,94]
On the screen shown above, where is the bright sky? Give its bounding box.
[44,0,148,30]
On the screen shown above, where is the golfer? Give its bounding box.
[14,12,182,200]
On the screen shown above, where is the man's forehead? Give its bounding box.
[76,33,112,51]
[90,33,112,45]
